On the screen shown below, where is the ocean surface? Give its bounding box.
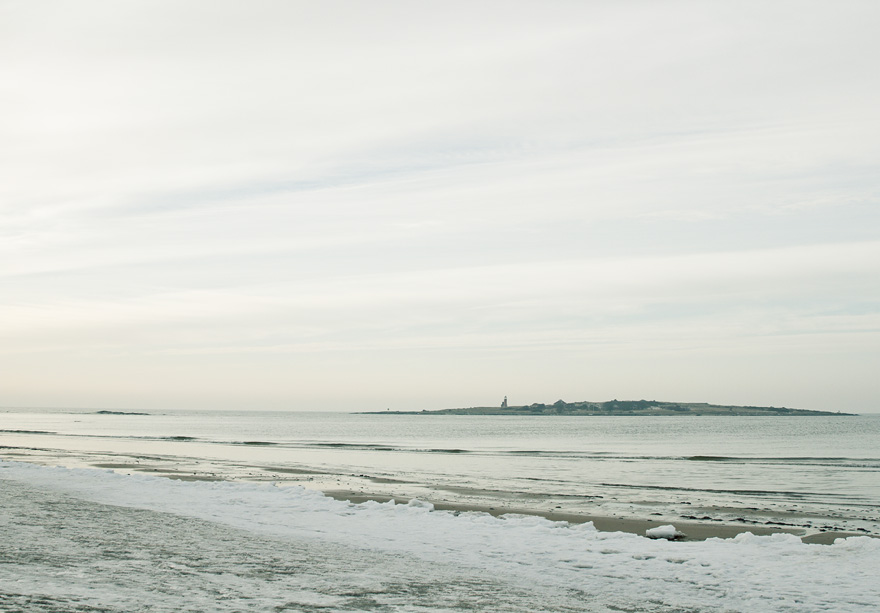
[2,408,879,536]
[3,408,880,611]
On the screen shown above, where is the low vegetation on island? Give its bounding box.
[368,399,853,416]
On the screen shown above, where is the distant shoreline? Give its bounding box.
[361,399,856,416]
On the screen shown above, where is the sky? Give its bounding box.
[2,1,879,412]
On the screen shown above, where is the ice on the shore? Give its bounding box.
[646,524,685,540]
[2,460,879,612]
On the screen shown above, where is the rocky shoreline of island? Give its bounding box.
[364,399,855,416]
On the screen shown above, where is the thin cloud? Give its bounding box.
[2,1,879,410]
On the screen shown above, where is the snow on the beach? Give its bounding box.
[2,460,879,612]
[645,525,685,540]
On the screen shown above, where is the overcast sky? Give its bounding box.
[2,1,878,412]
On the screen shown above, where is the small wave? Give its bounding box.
[687,455,735,461]
[597,481,854,498]
[162,436,197,441]
[687,455,858,462]
[684,455,880,468]
[317,443,362,448]
[310,442,473,454]
[0,429,55,435]
[236,441,277,446]
[314,443,398,451]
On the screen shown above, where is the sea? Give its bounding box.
[2,407,879,612]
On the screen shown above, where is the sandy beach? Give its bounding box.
[3,443,868,545]
[321,490,858,544]
[4,457,880,613]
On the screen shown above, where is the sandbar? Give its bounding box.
[322,490,866,545]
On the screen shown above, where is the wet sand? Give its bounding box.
[322,489,863,544]
[2,446,872,545]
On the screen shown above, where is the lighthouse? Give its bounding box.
[501,396,508,408]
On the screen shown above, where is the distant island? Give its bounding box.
[365,399,854,416]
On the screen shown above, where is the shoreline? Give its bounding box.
[360,400,857,417]
[2,445,875,546]
[320,489,860,545]
[4,450,879,611]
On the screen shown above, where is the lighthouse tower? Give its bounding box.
[501,396,508,408]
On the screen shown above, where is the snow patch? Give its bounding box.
[646,524,685,540]
[2,460,879,612]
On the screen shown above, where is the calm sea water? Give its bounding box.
[3,408,879,535]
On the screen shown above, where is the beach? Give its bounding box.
[2,408,880,611]
[3,437,872,544]
[5,442,850,543]
[2,459,879,612]
[3,409,877,542]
